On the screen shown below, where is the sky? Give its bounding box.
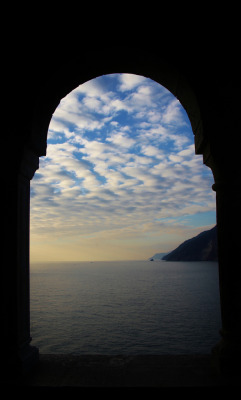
[30,73,216,262]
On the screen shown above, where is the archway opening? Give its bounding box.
[30,73,220,355]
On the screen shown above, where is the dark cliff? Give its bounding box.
[162,225,218,261]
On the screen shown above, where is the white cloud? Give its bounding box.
[118,73,147,91]
[162,98,185,125]
[51,107,107,134]
[106,131,136,148]
[178,144,195,157]
[141,145,163,157]
[168,154,183,163]
[74,79,107,98]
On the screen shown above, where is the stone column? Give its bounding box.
[212,176,241,375]
[3,146,39,376]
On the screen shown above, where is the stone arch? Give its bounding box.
[6,46,241,378]
[30,61,216,339]
[25,51,212,363]
[29,49,206,164]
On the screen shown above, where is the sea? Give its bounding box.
[30,260,222,355]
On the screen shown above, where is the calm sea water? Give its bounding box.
[30,260,222,355]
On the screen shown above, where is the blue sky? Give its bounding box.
[30,74,216,262]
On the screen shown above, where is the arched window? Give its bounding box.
[30,74,219,355]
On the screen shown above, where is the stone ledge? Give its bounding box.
[2,354,240,388]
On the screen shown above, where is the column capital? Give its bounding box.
[212,180,241,193]
[19,146,39,180]
[212,181,227,192]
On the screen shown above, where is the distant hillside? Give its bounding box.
[162,226,218,261]
[149,253,168,261]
